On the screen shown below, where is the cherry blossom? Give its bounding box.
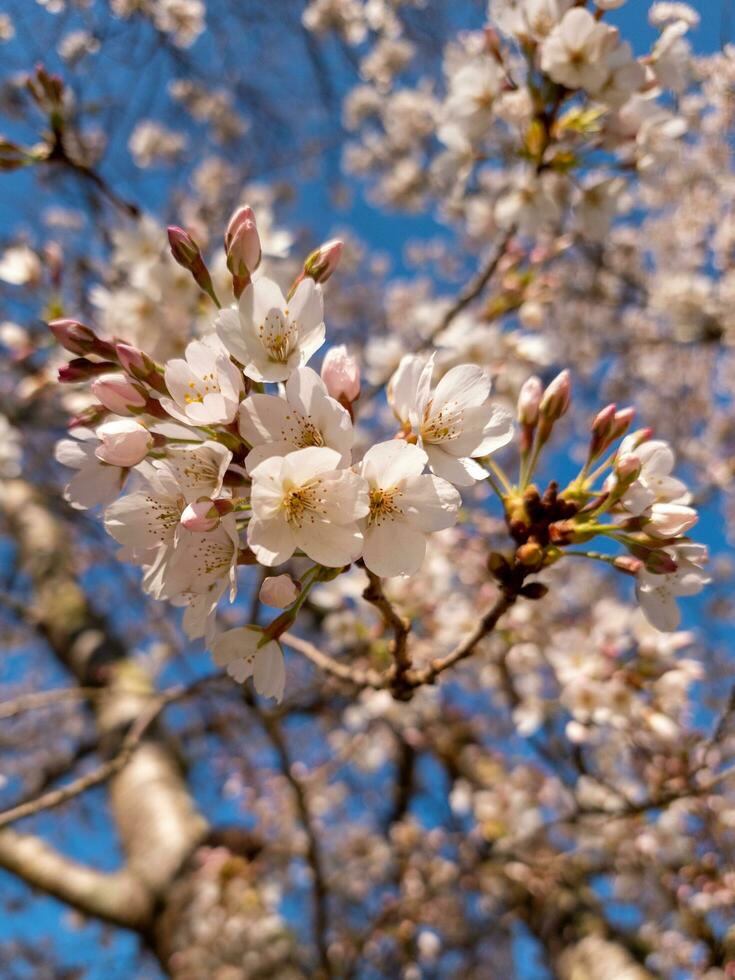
[636,544,710,631]
[94,418,153,468]
[161,336,243,425]
[212,627,286,701]
[358,440,460,577]
[239,366,354,473]
[389,354,513,487]
[247,446,368,567]
[216,276,325,383]
[55,429,128,510]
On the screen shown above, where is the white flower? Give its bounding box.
[523,0,575,41]
[388,355,513,487]
[358,441,460,577]
[636,544,709,631]
[619,437,689,516]
[574,175,625,242]
[0,245,41,286]
[213,627,285,701]
[95,418,153,468]
[161,336,243,425]
[539,7,617,93]
[104,441,232,553]
[247,447,368,567]
[150,513,240,608]
[216,276,325,383]
[55,429,127,510]
[495,170,563,236]
[239,367,354,474]
[438,57,504,149]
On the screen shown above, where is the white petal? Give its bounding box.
[247,517,296,565]
[362,520,427,577]
[293,519,363,567]
[402,474,461,531]
[254,643,286,701]
[431,363,491,413]
[360,440,427,488]
[215,307,250,365]
[423,445,478,487]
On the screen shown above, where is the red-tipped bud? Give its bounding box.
[321,345,360,405]
[49,319,115,359]
[68,404,109,429]
[91,373,148,415]
[539,369,571,422]
[611,406,635,441]
[303,239,343,285]
[58,358,118,383]
[167,225,200,268]
[614,452,641,484]
[168,225,219,306]
[640,549,679,575]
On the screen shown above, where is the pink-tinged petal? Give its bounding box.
[65,461,125,510]
[402,473,461,531]
[247,517,296,565]
[293,519,363,567]
[280,446,342,485]
[105,490,180,549]
[362,519,427,577]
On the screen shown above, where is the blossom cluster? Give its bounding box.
[51,205,708,704]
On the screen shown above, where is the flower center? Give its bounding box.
[421,400,464,443]
[282,480,326,527]
[368,486,402,526]
[258,308,297,364]
[184,371,220,405]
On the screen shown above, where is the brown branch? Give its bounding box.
[246,693,333,979]
[403,590,516,689]
[0,687,98,720]
[362,570,412,697]
[281,631,384,689]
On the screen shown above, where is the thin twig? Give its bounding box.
[281,632,384,689]
[362,570,412,694]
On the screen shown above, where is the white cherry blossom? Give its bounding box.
[358,440,460,577]
[55,428,127,510]
[619,437,689,516]
[216,276,325,383]
[636,544,709,631]
[539,7,617,93]
[213,626,285,701]
[239,366,354,474]
[388,354,513,487]
[95,418,153,468]
[161,335,243,425]
[247,446,368,567]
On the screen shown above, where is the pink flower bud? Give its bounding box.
[321,345,360,403]
[91,373,147,415]
[167,225,201,269]
[614,452,641,483]
[641,549,679,575]
[517,376,543,426]
[225,205,261,277]
[49,319,115,358]
[94,419,152,468]
[610,406,635,441]
[304,239,343,284]
[539,370,571,422]
[181,499,220,533]
[259,574,301,609]
[58,358,118,383]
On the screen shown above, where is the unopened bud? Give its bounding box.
[321,345,360,404]
[614,452,641,486]
[259,573,301,609]
[91,373,147,415]
[517,376,543,426]
[519,582,549,600]
[95,419,152,468]
[225,205,261,278]
[613,555,644,576]
[611,406,635,441]
[58,358,118,383]
[539,369,571,422]
[167,225,219,306]
[303,239,343,285]
[516,541,544,566]
[115,343,167,394]
[49,318,115,359]
[181,499,221,532]
[0,138,29,173]
[641,549,679,575]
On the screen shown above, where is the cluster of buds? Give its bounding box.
[489,373,709,631]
